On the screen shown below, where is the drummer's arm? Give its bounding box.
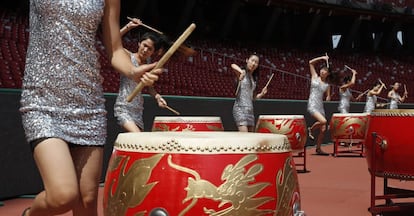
[148,87,167,108]
[325,87,331,101]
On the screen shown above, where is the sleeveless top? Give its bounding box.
[364,95,377,113]
[114,53,145,129]
[388,91,400,109]
[338,88,352,113]
[20,0,106,146]
[233,72,256,126]
[307,77,329,116]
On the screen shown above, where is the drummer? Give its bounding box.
[231,54,268,132]
[114,19,168,132]
[387,82,408,109]
[358,80,386,113]
[338,68,357,113]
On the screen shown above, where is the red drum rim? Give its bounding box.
[331,113,368,117]
[370,109,414,116]
[153,116,222,123]
[257,115,305,119]
[114,132,291,154]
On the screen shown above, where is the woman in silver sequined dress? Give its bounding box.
[19,1,162,215]
[231,54,267,132]
[387,82,408,109]
[360,80,386,113]
[338,69,357,113]
[114,21,168,132]
[307,55,333,155]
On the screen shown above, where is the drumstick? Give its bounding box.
[165,105,180,115]
[127,16,163,34]
[127,17,195,57]
[126,23,196,102]
[325,52,329,68]
[235,82,241,96]
[404,84,408,98]
[378,78,387,89]
[264,73,274,89]
[344,65,352,71]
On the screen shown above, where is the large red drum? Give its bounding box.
[152,116,224,131]
[255,115,307,152]
[103,132,304,216]
[365,109,414,179]
[329,113,368,142]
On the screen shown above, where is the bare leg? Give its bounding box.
[71,147,103,216]
[310,112,328,155]
[122,121,141,132]
[26,138,79,216]
[238,125,249,132]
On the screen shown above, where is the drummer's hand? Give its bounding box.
[351,69,357,74]
[239,70,246,80]
[261,87,268,95]
[155,94,167,108]
[128,18,142,28]
[129,62,162,85]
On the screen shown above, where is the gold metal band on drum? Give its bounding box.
[371,109,414,116]
[114,132,291,154]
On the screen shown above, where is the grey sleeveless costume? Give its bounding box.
[307,77,329,117]
[364,95,377,113]
[338,88,352,113]
[20,0,106,146]
[388,91,400,109]
[233,72,256,127]
[114,53,145,129]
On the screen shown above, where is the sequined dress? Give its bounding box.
[307,77,329,116]
[20,0,106,146]
[233,72,256,126]
[114,53,145,129]
[338,88,352,113]
[364,95,377,113]
[388,91,400,109]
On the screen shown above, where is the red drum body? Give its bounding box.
[103,132,304,216]
[152,116,224,132]
[255,115,307,152]
[365,109,414,179]
[329,113,368,142]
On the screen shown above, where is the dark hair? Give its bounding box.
[343,75,352,84]
[139,32,164,52]
[247,54,260,83]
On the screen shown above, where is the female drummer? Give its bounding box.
[359,80,386,113]
[232,54,267,132]
[114,23,168,132]
[307,55,338,155]
[338,68,357,113]
[387,82,408,109]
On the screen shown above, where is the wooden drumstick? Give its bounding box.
[378,78,387,89]
[264,73,274,89]
[127,16,163,34]
[165,105,180,115]
[127,17,195,56]
[325,52,329,68]
[344,65,352,71]
[404,84,408,98]
[126,23,196,102]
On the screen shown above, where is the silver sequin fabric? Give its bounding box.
[388,91,399,109]
[364,95,377,113]
[114,53,144,129]
[20,0,107,146]
[307,77,329,117]
[233,72,256,126]
[338,88,352,113]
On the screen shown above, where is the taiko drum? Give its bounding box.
[365,109,414,180]
[329,113,368,142]
[151,116,224,132]
[103,132,304,216]
[255,115,307,152]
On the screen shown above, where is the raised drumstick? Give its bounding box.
[127,17,163,34]
[126,23,196,102]
[264,73,274,89]
[127,17,195,56]
[404,84,408,98]
[344,65,352,71]
[378,78,387,89]
[325,52,329,68]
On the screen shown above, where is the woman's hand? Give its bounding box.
[129,62,162,86]
[155,94,167,108]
